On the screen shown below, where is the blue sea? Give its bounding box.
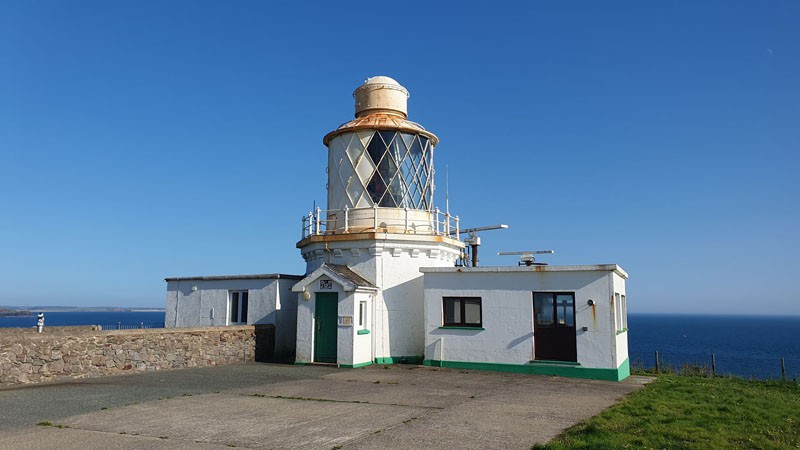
[628,314,800,380]
[1,312,797,380]
[0,311,165,330]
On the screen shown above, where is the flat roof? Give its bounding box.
[164,273,304,282]
[420,264,628,279]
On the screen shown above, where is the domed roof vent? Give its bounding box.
[353,76,409,118]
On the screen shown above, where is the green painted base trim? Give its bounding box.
[294,361,309,366]
[438,326,485,330]
[529,359,581,366]
[617,357,630,380]
[423,357,631,382]
[616,328,628,335]
[340,361,373,369]
[374,355,424,365]
[357,329,371,335]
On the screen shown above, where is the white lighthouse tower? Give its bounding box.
[292,76,464,367]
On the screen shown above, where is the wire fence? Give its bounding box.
[96,322,165,331]
[630,350,799,381]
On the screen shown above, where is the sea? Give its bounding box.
[0,311,165,330]
[1,312,798,380]
[628,314,800,380]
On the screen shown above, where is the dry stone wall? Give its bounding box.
[0,326,255,386]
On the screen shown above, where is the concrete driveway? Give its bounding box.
[0,363,649,449]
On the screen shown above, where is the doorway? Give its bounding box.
[314,292,338,363]
[533,292,577,362]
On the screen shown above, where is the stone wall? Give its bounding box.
[0,326,255,386]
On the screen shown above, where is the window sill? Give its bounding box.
[438,326,484,330]
[357,329,370,335]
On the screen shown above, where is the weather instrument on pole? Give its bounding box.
[498,250,555,266]
[456,224,509,267]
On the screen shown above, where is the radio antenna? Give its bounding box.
[445,164,450,216]
[498,250,555,266]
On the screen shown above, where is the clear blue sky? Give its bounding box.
[1,1,798,314]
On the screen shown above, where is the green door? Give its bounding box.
[314,292,338,363]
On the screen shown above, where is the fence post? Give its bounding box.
[344,206,349,233]
[654,351,659,374]
[117,322,121,330]
[711,353,716,376]
[781,357,786,380]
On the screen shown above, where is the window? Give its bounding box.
[443,297,482,327]
[614,293,627,332]
[358,301,367,329]
[534,292,575,328]
[229,290,248,324]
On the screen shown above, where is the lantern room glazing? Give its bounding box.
[327,129,434,211]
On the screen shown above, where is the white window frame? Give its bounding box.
[358,301,368,330]
[228,290,249,325]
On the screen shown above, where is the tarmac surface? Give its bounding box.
[0,363,650,449]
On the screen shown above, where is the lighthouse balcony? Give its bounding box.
[301,205,460,239]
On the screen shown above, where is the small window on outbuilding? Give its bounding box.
[443,297,482,327]
[229,290,248,325]
[359,301,367,329]
[614,293,627,332]
[621,294,627,330]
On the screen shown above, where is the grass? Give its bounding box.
[534,374,800,450]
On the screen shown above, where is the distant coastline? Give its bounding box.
[0,307,33,317]
[1,305,165,313]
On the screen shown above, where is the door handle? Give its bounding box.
[316,320,321,332]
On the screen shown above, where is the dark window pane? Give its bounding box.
[534,293,554,327]
[556,294,573,327]
[379,130,396,148]
[444,298,460,325]
[241,292,248,323]
[230,292,239,323]
[464,299,481,326]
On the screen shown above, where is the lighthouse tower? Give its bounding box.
[292,76,464,366]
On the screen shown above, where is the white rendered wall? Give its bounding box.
[352,291,374,365]
[165,278,299,356]
[422,268,626,370]
[299,235,461,361]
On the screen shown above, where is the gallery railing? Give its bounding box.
[300,205,460,240]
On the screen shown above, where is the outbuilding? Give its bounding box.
[421,265,629,381]
[165,274,302,358]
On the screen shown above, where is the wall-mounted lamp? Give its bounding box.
[302,289,311,301]
[587,299,595,306]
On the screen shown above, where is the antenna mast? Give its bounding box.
[445,164,450,216]
[457,224,509,267]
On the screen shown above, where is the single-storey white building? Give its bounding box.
[420,265,629,381]
[165,274,302,358]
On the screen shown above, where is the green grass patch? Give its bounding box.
[534,375,800,450]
